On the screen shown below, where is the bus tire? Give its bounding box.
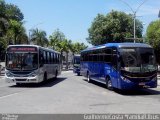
[87,73,91,83]
[105,77,113,90]
[54,70,58,79]
[43,73,47,81]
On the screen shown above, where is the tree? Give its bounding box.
[0,0,9,37]
[146,20,160,63]
[49,29,65,50]
[7,20,27,44]
[30,28,48,47]
[70,42,88,55]
[63,39,72,69]
[49,29,88,69]
[87,10,143,45]
[0,0,25,61]
[5,3,24,22]
[0,0,24,37]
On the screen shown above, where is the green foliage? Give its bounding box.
[0,0,25,61]
[87,10,143,45]
[70,42,88,54]
[30,28,48,47]
[49,29,88,54]
[7,20,27,44]
[0,0,24,37]
[49,29,65,50]
[5,3,24,21]
[146,20,160,50]
[146,20,160,63]
[0,0,9,37]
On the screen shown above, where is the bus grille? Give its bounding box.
[16,79,27,81]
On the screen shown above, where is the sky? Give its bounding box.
[5,0,160,46]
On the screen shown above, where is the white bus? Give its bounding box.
[5,45,61,85]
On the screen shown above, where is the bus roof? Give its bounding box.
[81,43,152,52]
[7,44,60,54]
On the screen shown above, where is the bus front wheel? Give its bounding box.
[105,77,113,90]
[87,73,91,83]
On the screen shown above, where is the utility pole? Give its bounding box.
[119,0,148,43]
[158,10,160,19]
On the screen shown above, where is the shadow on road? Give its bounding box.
[115,89,160,96]
[83,78,107,89]
[9,77,67,88]
[83,79,160,96]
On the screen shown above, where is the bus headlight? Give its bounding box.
[6,71,14,77]
[121,76,131,83]
[152,77,157,81]
[29,71,37,77]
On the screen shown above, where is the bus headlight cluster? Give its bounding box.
[6,71,14,77]
[29,71,37,77]
[121,76,131,83]
[151,77,157,81]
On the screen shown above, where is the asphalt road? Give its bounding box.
[0,71,160,114]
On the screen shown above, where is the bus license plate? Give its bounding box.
[139,82,145,86]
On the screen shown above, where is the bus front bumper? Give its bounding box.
[5,76,39,83]
[119,77,157,90]
[73,68,80,74]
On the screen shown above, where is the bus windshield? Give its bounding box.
[6,53,38,71]
[73,57,80,65]
[120,48,157,73]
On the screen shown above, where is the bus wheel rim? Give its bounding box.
[87,74,90,82]
[108,80,112,88]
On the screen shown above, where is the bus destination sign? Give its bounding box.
[8,47,37,52]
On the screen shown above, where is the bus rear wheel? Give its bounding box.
[16,83,22,86]
[106,77,113,90]
[87,73,91,83]
[54,70,58,79]
[77,72,80,76]
[43,73,47,81]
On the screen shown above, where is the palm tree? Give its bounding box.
[49,29,65,50]
[4,20,28,45]
[49,34,60,51]
[71,42,88,54]
[8,20,25,44]
[65,40,72,69]
[30,28,48,47]
[17,32,28,44]
[70,43,79,56]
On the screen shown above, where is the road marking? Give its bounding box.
[0,92,19,99]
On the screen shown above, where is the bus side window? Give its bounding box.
[43,51,46,64]
[112,48,118,69]
[40,50,44,67]
[104,49,112,63]
[99,50,103,62]
[51,53,53,64]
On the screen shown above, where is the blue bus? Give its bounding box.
[80,43,157,90]
[73,55,81,76]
